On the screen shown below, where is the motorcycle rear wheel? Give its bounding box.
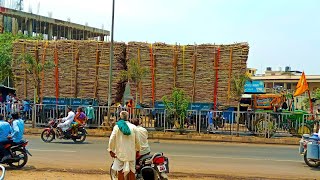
[72,129,86,143]
[8,149,28,169]
[304,151,320,167]
[41,130,54,143]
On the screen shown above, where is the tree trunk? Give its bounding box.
[236,102,240,137]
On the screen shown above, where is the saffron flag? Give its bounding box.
[294,72,309,97]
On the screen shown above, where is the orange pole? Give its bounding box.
[54,45,59,106]
[149,44,155,107]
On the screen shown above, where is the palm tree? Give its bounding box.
[231,74,250,137]
[120,59,148,106]
[19,53,54,103]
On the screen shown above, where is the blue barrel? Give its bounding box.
[307,142,319,160]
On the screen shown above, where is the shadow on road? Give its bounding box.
[50,141,92,145]
[5,165,36,171]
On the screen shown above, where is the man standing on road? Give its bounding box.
[0,114,12,162]
[108,111,140,180]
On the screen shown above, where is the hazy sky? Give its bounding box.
[21,0,320,74]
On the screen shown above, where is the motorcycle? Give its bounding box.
[110,152,169,180]
[0,165,5,180]
[1,140,32,169]
[41,118,87,143]
[299,133,320,167]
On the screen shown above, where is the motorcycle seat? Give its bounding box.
[138,154,153,164]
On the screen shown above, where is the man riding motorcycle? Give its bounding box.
[9,113,25,146]
[57,106,75,137]
[0,114,12,162]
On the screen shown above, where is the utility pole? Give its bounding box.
[107,0,115,125]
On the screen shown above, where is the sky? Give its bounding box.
[17,0,320,74]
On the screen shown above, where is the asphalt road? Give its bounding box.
[21,135,319,179]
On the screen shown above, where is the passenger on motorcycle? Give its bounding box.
[57,106,75,134]
[131,118,151,157]
[71,107,87,136]
[0,114,12,162]
[8,113,25,145]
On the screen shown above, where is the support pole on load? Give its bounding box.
[23,43,27,99]
[149,44,155,107]
[40,41,48,104]
[192,45,197,102]
[74,50,79,97]
[182,46,185,80]
[94,44,101,99]
[54,44,59,116]
[173,44,178,88]
[227,47,233,105]
[138,47,142,103]
[214,48,220,111]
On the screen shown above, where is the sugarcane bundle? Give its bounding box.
[12,40,127,104]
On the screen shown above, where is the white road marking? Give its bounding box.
[167,154,301,163]
[29,149,76,153]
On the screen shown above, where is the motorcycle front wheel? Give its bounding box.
[41,130,55,143]
[110,163,118,180]
[8,149,28,169]
[72,129,86,143]
[304,151,320,167]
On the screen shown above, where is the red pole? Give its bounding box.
[213,48,220,111]
[54,47,59,113]
[308,90,313,114]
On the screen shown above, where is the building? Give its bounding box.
[0,6,109,40]
[250,67,320,94]
[246,68,257,77]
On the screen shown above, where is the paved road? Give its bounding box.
[23,135,318,179]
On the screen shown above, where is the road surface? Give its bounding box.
[6,135,320,179]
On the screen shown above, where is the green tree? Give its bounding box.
[162,88,190,134]
[0,32,43,83]
[18,53,54,103]
[231,74,250,137]
[120,59,148,106]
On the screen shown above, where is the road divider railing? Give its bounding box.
[1,103,319,137]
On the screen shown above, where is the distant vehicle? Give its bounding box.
[41,115,87,143]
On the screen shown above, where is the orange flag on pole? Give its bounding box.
[294,72,309,97]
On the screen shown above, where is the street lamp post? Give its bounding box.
[107,0,115,124]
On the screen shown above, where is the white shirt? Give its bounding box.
[62,111,75,126]
[136,126,151,155]
[108,121,141,162]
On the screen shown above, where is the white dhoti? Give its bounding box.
[111,158,135,177]
[57,122,70,132]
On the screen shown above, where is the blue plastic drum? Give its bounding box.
[307,142,319,160]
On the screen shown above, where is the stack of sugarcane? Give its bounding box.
[12,40,127,104]
[126,42,249,106]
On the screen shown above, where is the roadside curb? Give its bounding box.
[26,128,300,145]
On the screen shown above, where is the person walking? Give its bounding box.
[207,107,214,133]
[108,111,140,180]
[85,102,95,125]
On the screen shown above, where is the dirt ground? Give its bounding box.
[6,169,283,180]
